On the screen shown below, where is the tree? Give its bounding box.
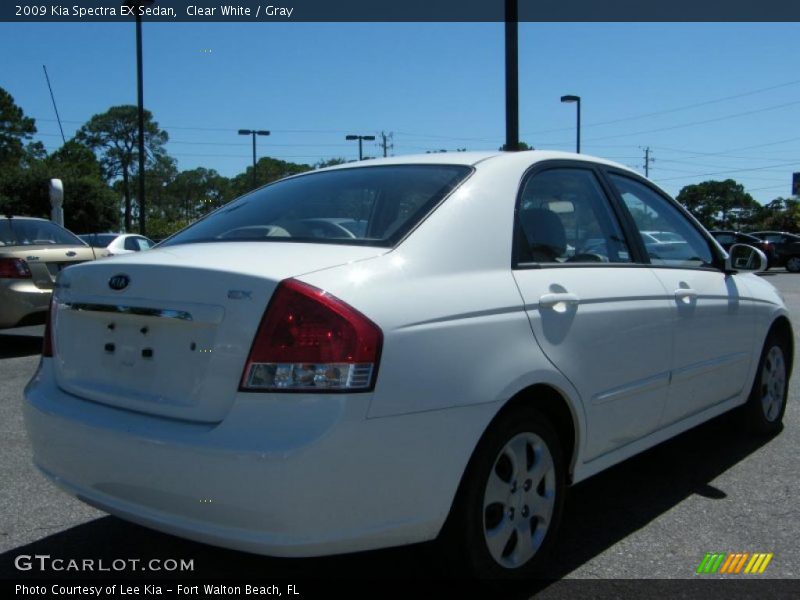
[759,196,800,232]
[46,141,119,233]
[228,156,312,198]
[499,141,532,151]
[315,157,347,169]
[676,179,760,229]
[164,167,230,220]
[0,87,38,168]
[76,106,168,232]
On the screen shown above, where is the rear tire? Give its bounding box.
[741,332,789,435]
[438,408,565,580]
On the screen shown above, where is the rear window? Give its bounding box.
[161,164,472,248]
[80,234,118,247]
[0,219,84,247]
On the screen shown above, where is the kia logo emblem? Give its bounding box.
[108,274,130,291]
[66,251,76,257]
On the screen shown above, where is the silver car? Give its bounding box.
[0,216,96,328]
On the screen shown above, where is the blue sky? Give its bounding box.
[1,21,798,203]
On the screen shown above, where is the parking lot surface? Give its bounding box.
[2,273,799,583]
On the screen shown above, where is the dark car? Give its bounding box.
[709,230,776,270]
[750,231,800,272]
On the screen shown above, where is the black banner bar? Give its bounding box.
[3,0,800,23]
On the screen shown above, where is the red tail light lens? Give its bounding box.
[241,279,382,391]
[0,257,32,279]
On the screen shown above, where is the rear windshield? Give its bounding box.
[80,234,118,247]
[0,219,84,247]
[161,164,472,248]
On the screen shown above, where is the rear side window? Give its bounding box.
[80,234,117,248]
[0,219,83,247]
[713,233,735,245]
[162,165,471,248]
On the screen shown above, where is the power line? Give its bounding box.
[654,159,800,183]
[582,99,800,143]
[521,77,800,137]
[42,65,66,144]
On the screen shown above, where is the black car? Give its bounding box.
[750,231,800,272]
[708,230,776,270]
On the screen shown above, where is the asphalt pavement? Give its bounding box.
[1,274,799,588]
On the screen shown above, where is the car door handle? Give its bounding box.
[674,288,697,303]
[538,293,580,311]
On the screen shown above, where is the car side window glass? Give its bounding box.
[137,238,153,250]
[715,233,735,245]
[516,168,632,265]
[608,174,714,268]
[124,237,139,251]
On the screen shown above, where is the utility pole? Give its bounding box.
[379,131,394,158]
[642,146,654,178]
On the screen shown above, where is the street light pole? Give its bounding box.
[238,129,271,189]
[560,94,581,153]
[346,134,376,161]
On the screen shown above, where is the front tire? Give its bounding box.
[742,332,789,435]
[440,408,566,580]
[786,256,800,273]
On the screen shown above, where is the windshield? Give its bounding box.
[0,219,85,247]
[161,164,472,248]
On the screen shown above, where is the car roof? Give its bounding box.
[2,216,51,222]
[311,150,639,174]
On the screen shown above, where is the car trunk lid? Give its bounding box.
[51,242,385,422]
[2,245,96,289]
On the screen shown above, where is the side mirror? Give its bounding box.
[725,243,767,273]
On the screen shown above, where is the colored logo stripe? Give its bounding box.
[697,553,726,573]
[697,552,773,574]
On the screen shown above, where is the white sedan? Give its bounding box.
[79,233,155,257]
[24,151,792,579]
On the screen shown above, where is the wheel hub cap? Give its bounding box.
[761,345,786,422]
[482,432,556,569]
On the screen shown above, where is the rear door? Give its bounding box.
[512,163,674,461]
[604,172,756,427]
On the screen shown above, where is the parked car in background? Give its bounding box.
[79,233,155,257]
[24,152,792,579]
[640,230,685,245]
[709,231,776,270]
[0,216,96,329]
[750,231,800,272]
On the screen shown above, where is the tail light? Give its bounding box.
[42,298,55,357]
[240,279,382,392]
[0,257,32,279]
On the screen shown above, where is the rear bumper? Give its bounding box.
[24,360,489,557]
[0,280,50,328]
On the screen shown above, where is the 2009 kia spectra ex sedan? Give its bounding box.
[24,151,793,579]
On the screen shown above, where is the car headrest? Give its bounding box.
[519,208,567,261]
